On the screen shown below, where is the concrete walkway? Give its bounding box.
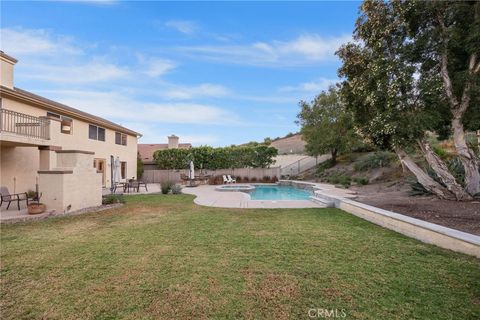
[182,185,326,209]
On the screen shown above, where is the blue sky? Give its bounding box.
[1,0,360,146]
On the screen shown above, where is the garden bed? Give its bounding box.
[352,182,480,235]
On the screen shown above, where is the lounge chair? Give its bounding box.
[223,175,229,184]
[227,175,236,183]
[0,186,29,210]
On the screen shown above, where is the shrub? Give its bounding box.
[171,184,182,194]
[353,177,369,185]
[215,175,224,185]
[271,176,279,183]
[409,180,430,196]
[102,194,125,205]
[354,151,397,171]
[262,176,271,183]
[236,176,243,183]
[447,157,465,186]
[316,158,335,174]
[250,177,258,183]
[326,175,351,187]
[208,176,216,185]
[154,145,278,170]
[433,145,449,160]
[351,141,376,153]
[161,181,174,194]
[137,154,144,179]
[27,190,37,199]
[243,176,250,183]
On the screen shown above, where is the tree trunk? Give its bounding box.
[452,118,480,196]
[331,149,337,165]
[418,140,472,200]
[437,9,480,196]
[395,148,456,200]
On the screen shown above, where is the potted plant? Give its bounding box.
[28,184,45,215]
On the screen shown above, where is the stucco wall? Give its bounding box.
[1,96,138,191]
[0,146,39,193]
[39,152,102,212]
[0,57,14,88]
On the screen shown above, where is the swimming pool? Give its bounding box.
[248,185,312,200]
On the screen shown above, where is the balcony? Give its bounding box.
[0,108,50,146]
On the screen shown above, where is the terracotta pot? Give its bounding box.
[28,203,46,215]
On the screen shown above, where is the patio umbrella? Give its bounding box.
[113,156,121,183]
[189,160,195,180]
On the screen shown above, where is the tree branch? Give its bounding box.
[436,12,459,109]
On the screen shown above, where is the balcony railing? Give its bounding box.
[0,108,50,140]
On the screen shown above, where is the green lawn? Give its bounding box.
[1,194,479,319]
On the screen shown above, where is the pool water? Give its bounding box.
[248,185,312,200]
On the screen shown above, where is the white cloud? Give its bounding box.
[117,122,220,145]
[37,89,241,126]
[281,35,347,60]
[165,20,199,35]
[21,60,129,83]
[2,28,180,83]
[138,57,176,77]
[279,78,338,93]
[164,83,231,100]
[0,28,82,56]
[177,33,351,67]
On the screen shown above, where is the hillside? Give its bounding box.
[298,151,480,235]
[270,134,306,154]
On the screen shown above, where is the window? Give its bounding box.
[47,112,60,119]
[115,132,127,146]
[88,124,105,141]
[61,116,72,134]
[120,161,127,179]
[47,112,73,134]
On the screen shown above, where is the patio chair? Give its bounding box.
[0,186,29,210]
[180,173,189,183]
[227,175,237,183]
[125,180,140,193]
[138,180,148,192]
[223,175,229,184]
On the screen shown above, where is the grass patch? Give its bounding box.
[1,194,479,319]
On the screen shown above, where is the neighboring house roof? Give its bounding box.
[0,85,141,137]
[138,143,192,163]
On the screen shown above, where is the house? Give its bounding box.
[0,51,141,212]
[138,135,191,170]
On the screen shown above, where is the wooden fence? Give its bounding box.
[142,167,281,184]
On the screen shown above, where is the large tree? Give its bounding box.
[296,86,358,165]
[337,0,479,200]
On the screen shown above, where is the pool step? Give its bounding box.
[309,196,335,208]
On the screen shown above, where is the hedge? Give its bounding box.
[153,146,278,169]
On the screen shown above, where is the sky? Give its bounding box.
[1,0,361,146]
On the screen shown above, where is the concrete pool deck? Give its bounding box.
[182,184,328,209]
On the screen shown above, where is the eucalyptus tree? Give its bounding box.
[337,0,479,200]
